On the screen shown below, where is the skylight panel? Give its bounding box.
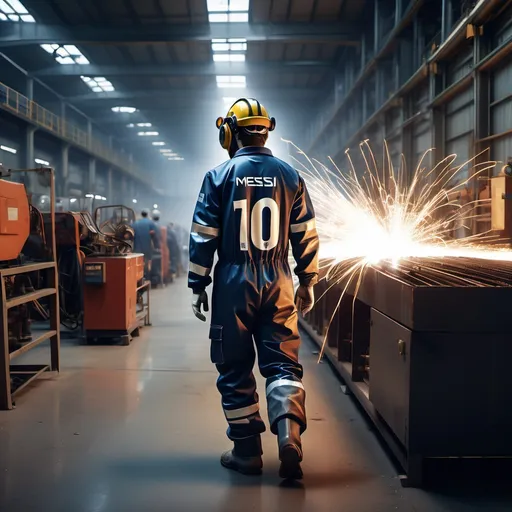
[207,0,228,12]
[216,75,246,88]
[209,13,228,22]
[0,13,7,20]
[213,53,245,62]
[137,131,159,136]
[6,0,27,13]
[0,1,14,14]
[81,76,116,93]
[229,0,249,10]
[41,43,91,65]
[228,12,248,22]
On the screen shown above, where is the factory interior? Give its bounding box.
[1,0,512,510]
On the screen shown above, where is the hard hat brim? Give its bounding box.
[236,116,273,128]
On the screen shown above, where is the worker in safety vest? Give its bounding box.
[188,98,319,479]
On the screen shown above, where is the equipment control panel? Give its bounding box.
[84,262,106,285]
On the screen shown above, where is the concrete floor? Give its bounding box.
[0,279,511,512]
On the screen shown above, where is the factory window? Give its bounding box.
[216,75,246,88]
[207,0,249,23]
[0,0,35,22]
[137,131,159,137]
[81,76,115,93]
[211,39,247,52]
[41,44,90,65]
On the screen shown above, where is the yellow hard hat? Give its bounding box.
[216,98,276,152]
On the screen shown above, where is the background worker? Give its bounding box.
[150,209,163,286]
[188,98,319,480]
[132,208,159,280]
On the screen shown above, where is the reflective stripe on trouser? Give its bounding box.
[212,260,306,440]
[266,378,306,434]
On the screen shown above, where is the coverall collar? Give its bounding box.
[233,146,273,158]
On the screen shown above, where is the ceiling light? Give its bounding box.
[137,131,159,136]
[56,47,69,57]
[229,0,249,10]
[92,87,102,93]
[0,0,14,14]
[103,85,115,92]
[56,56,75,65]
[228,12,248,22]
[112,106,137,113]
[64,45,82,56]
[85,194,94,198]
[132,199,138,204]
[216,75,246,88]
[213,53,245,62]
[160,149,173,153]
[152,142,165,146]
[35,158,50,165]
[153,204,158,209]
[101,197,107,201]
[136,123,152,127]
[7,0,28,13]
[70,198,77,203]
[81,75,92,82]
[127,123,135,128]
[94,195,102,200]
[1,145,17,154]
[74,55,90,65]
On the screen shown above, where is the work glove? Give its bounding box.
[192,290,209,322]
[295,285,315,316]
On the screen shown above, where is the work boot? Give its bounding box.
[277,418,303,480]
[220,435,263,476]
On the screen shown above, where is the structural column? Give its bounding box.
[60,144,69,197]
[88,158,96,195]
[24,126,36,190]
[87,120,92,150]
[26,77,34,101]
[107,167,113,203]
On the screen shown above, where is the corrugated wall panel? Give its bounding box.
[491,58,512,163]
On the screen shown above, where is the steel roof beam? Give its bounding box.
[33,61,333,77]
[0,21,361,48]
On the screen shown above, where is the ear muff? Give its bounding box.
[269,117,276,132]
[217,116,239,151]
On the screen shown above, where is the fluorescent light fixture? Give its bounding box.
[152,142,165,146]
[132,199,137,204]
[85,193,94,198]
[56,47,68,57]
[1,145,17,154]
[168,157,184,161]
[137,123,152,127]
[153,204,158,209]
[137,131,159,136]
[94,195,102,200]
[160,149,173,153]
[216,75,246,88]
[101,196,107,201]
[6,0,28,13]
[112,106,137,113]
[81,75,92,82]
[213,53,245,62]
[70,198,77,203]
[35,158,50,166]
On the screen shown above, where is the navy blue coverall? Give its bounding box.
[188,146,319,441]
[132,217,159,279]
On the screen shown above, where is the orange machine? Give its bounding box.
[0,179,30,261]
[83,253,145,345]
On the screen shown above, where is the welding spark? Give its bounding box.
[285,139,511,360]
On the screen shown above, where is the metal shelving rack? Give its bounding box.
[0,168,60,410]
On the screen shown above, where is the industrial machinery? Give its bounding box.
[0,166,60,410]
[302,257,512,487]
[82,205,150,345]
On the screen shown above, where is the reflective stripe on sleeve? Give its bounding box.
[290,218,316,233]
[189,262,211,277]
[224,403,259,420]
[266,379,305,396]
[192,222,219,237]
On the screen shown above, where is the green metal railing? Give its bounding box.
[0,81,140,180]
